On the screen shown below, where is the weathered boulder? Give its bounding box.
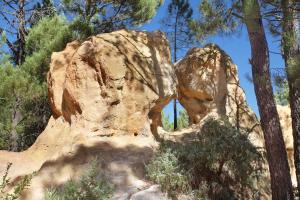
[48,30,177,138]
[175,44,296,187]
[0,30,177,200]
[175,44,263,147]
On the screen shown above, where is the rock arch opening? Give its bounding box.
[161,99,189,132]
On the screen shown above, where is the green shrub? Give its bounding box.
[161,108,189,132]
[0,15,73,151]
[146,147,189,196]
[45,160,114,200]
[177,109,189,130]
[0,163,34,200]
[161,111,174,131]
[146,117,267,199]
[44,188,61,200]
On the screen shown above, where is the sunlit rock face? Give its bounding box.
[0,30,176,200]
[48,30,177,138]
[175,44,264,148]
[277,105,296,186]
[175,44,296,187]
[0,30,294,200]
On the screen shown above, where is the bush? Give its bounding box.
[146,117,266,199]
[45,160,114,200]
[161,108,189,132]
[146,147,189,196]
[0,163,34,200]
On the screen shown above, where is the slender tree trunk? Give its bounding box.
[281,0,300,193]
[242,0,294,199]
[17,0,26,65]
[173,11,179,131]
[9,98,21,151]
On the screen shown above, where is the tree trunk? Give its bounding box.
[173,11,179,131]
[173,99,177,130]
[281,0,300,193]
[9,98,21,151]
[242,0,294,199]
[17,0,26,65]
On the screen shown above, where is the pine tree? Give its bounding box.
[62,0,162,39]
[243,0,293,198]
[0,16,73,151]
[0,0,56,65]
[161,0,194,130]
[23,15,73,82]
[177,109,189,130]
[191,0,294,198]
[262,0,300,193]
[280,1,300,194]
[0,60,35,151]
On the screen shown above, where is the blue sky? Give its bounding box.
[139,0,285,120]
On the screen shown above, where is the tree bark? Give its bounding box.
[173,10,179,131]
[281,0,300,193]
[9,98,21,152]
[242,0,294,199]
[17,0,26,65]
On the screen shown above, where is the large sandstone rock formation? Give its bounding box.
[175,44,264,147]
[175,45,296,186]
[0,30,176,200]
[48,30,177,138]
[0,30,294,199]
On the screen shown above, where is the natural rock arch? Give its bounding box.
[0,30,295,199]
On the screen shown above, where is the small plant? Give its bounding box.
[45,188,61,200]
[146,147,190,196]
[161,109,189,132]
[45,159,114,200]
[0,162,34,200]
[146,117,267,199]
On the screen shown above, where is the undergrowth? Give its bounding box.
[146,117,269,199]
[0,163,34,200]
[45,159,114,200]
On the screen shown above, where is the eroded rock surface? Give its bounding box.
[0,30,176,200]
[48,30,177,138]
[175,44,263,147]
[0,31,294,199]
[277,105,296,186]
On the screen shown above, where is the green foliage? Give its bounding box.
[162,111,174,131]
[23,15,73,82]
[45,160,114,200]
[0,15,72,151]
[62,0,162,39]
[146,118,266,199]
[177,109,189,130]
[127,0,162,24]
[146,147,190,196]
[288,55,300,90]
[162,109,189,132]
[29,0,57,26]
[0,64,36,150]
[190,0,239,41]
[274,78,289,106]
[0,163,34,200]
[17,85,51,150]
[161,0,195,61]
